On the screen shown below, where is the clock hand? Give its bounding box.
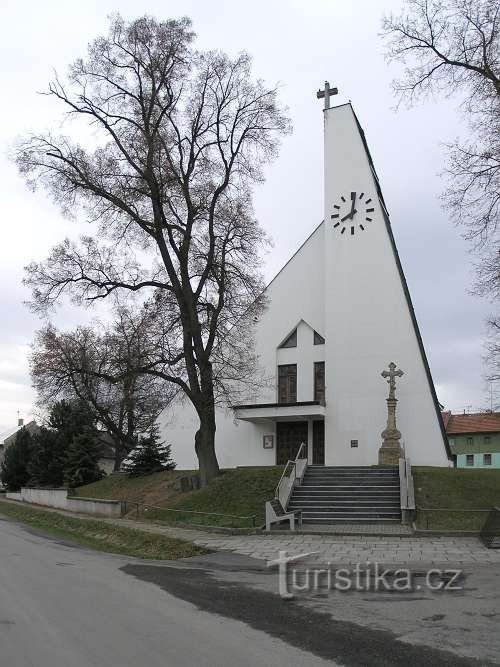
[350,192,357,216]
[341,209,357,222]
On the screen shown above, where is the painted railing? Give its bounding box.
[399,456,416,523]
[275,442,308,509]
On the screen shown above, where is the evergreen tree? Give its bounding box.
[29,400,99,488]
[64,428,103,488]
[28,427,67,487]
[124,427,176,477]
[0,428,34,491]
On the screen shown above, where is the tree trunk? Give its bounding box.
[194,410,219,487]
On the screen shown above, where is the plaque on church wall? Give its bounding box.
[263,435,274,449]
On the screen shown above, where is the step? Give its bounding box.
[289,500,401,507]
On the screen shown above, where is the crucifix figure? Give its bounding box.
[379,362,405,465]
[381,362,404,401]
[316,81,338,110]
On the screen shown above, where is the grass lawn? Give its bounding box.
[413,467,500,531]
[145,467,283,528]
[77,466,283,529]
[0,499,209,560]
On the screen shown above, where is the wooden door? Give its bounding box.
[276,421,308,464]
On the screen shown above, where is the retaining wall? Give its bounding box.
[7,488,124,518]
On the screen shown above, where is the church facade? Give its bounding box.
[160,99,451,470]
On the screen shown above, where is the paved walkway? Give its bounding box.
[193,533,500,567]
[2,499,500,567]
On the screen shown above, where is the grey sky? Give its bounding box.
[0,0,493,431]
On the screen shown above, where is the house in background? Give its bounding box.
[0,418,116,475]
[442,412,500,468]
[0,419,39,466]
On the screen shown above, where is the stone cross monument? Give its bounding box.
[379,362,404,465]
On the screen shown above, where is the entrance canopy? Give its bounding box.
[233,400,325,423]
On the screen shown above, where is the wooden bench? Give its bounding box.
[265,498,302,531]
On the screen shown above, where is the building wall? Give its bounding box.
[456,453,500,469]
[450,432,500,455]
[322,104,448,467]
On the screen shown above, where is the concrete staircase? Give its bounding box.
[287,465,402,524]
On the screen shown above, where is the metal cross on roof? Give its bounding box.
[316,81,338,110]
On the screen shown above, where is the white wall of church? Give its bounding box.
[322,104,448,467]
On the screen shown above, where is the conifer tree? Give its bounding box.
[0,428,34,491]
[124,427,176,477]
[64,428,103,488]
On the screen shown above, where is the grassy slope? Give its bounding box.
[77,467,283,529]
[413,467,500,530]
[0,499,208,560]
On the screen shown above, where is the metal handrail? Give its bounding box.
[274,442,308,503]
[274,460,296,499]
[295,442,306,461]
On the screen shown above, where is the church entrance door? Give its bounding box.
[276,421,308,465]
[312,420,325,465]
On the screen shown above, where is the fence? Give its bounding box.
[416,507,492,532]
[123,500,258,529]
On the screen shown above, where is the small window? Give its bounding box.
[484,454,492,466]
[313,330,325,345]
[484,435,491,444]
[466,437,473,446]
[466,454,474,466]
[279,329,297,349]
[350,440,358,448]
[448,438,455,448]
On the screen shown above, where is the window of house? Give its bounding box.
[313,330,325,345]
[484,454,492,466]
[466,437,473,446]
[314,361,325,403]
[466,454,474,466]
[484,435,491,444]
[278,364,297,403]
[279,329,297,348]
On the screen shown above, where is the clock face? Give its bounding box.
[330,191,374,235]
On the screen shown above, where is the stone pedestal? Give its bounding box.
[378,397,403,465]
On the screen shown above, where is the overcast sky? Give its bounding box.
[0,0,494,431]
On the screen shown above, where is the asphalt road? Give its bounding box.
[0,516,335,667]
[1,515,499,666]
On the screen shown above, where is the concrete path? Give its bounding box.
[2,498,499,567]
[194,533,500,567]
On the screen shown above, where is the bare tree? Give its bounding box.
[31,308,174,470]
[382,0,500,289]
[17,15,290,485]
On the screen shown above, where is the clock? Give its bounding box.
[330,191,374,235]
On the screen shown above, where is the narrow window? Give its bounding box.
[483,454,492,466]
[466,437,473,446]
[466,454,474,466]
[279,329,297,349]
[484,435,491,444]
[278,364,297,403]
[313,330,325,345]
[314,361,325,403]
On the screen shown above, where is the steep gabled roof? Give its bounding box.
[444,412,500,435]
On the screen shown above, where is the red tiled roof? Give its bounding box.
[442,412,500,435]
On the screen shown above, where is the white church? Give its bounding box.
[161,90,451,471]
